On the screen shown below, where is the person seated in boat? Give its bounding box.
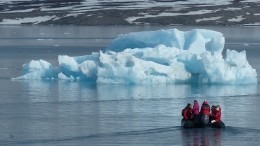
[209,105,216,122]
[210,105,225,128]
[193,100,200,127]
[200,100,210,127]
[181,103,194,128]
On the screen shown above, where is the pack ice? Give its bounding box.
[14,29,257,84]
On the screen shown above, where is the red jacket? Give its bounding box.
[211,108,221,122]
[182,107,194,120]
[200,103,210,115]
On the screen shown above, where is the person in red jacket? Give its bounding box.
[200,100,210,115]
[181,103,194,128]
[210,105,225,128]
[211,105,221,123]
[182,103,194,121]
[200,100,210,127]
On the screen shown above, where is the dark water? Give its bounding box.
[0,26,260,145]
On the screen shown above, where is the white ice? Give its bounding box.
[0,16,56,25]
[0,8,35,13]
[126,10,218,24]
[14,28,257,85]
[244,23,260,26]
[228,16,245,22]
[196,17,222,23]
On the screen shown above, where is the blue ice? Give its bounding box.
[14,29,257,84]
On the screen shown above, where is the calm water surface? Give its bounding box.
[0,26,260,145]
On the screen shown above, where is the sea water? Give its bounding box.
[0,26,260,145]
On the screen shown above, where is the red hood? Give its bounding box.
[203,101,208,105]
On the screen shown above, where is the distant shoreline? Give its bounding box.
[0,1,259,26]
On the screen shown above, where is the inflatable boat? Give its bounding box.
[181,118,225,129]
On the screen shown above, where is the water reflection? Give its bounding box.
[16,81,258,103]
[181,129,221,146]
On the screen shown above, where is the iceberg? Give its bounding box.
[13,28,257,84]
[15,59,58,80]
